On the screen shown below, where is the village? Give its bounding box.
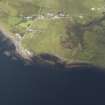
[14,6,103,38]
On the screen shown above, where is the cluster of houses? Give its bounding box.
[23,7,102,21]
[91,7,105,11]
[15,7,104,38]
[22,7,104,21]
[22,12,68,21]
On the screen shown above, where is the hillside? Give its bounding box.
[0,0,105,67]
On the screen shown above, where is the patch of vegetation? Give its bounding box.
[0,0,105,67]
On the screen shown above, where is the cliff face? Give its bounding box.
[0,30,98,70]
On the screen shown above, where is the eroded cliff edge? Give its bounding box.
[0,29,98,70]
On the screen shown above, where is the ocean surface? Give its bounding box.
[0,32,105,105]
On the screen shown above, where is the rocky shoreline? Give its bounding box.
[0,26,98,69]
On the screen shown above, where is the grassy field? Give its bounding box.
[22,18,73,59]
[0,0,105,67]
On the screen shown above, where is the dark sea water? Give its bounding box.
[0,32,105,105]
